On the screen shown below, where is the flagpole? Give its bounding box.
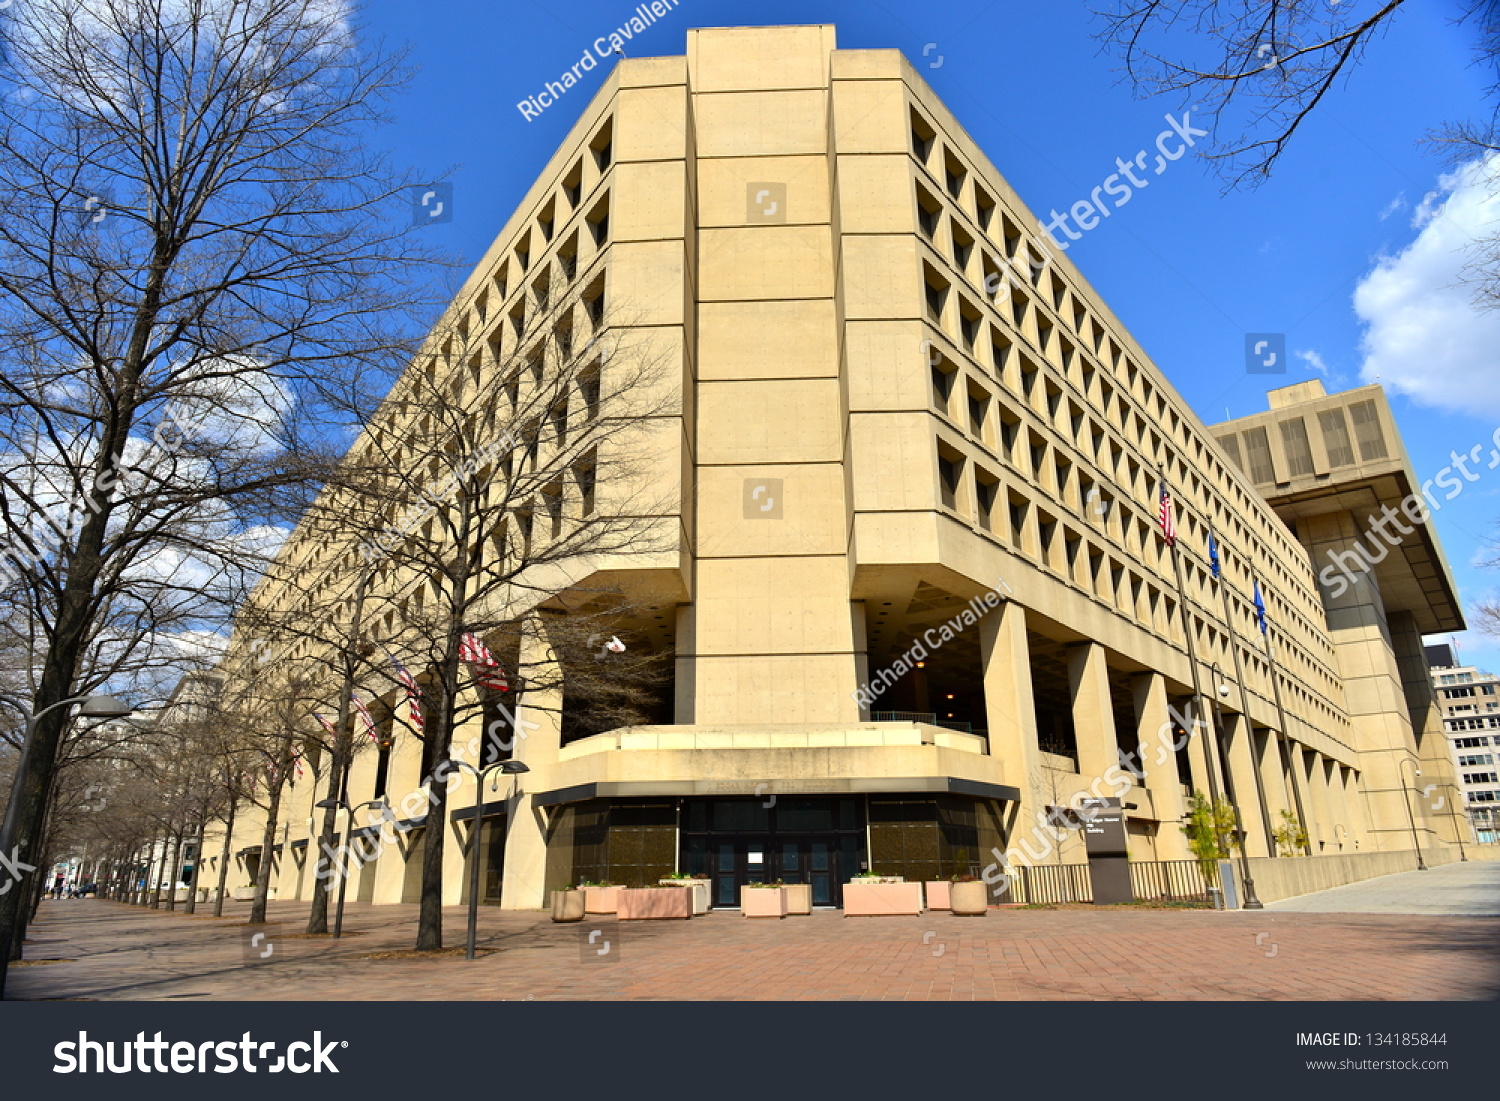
[1159,475,1231,863]
[1256,586,1312,855]
[1212,528,1272,864]
[1207,528,1266,908]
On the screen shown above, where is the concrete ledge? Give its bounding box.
[1243,846,1468,903]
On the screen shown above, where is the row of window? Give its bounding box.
[906,113,1335,689]
[1215,403,1388,486]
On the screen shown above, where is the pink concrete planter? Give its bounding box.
[925,881,951,910]
[741,886,787,918]
[658,878,711,914]
[949,880,988,916]
[617,887,693,920]
[782,883,812,915]
[843,881,923,916]
[582,885,624,914]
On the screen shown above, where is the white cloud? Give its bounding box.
[1296,349,1329,374]
[1378,194,1406,221]
[1353,153,1500,418]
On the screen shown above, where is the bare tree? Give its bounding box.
[240,280,679,950]
[0,0,443,993]
[1094,1,1499,186]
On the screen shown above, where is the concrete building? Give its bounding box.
[1424,647,1500,843]
[208,25,1468,912]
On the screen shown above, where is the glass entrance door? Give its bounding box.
[774,837,838,907]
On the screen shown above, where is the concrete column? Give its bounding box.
[1132,672,1189,860]
[1305,512,1424,851]
[1303,750,1335,853]
[979,602,1043,864]
[501,618,564,909]
[1067,642,1118,782]
[1220,712,1272,858]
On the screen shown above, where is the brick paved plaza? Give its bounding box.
[9,871,1500,1001]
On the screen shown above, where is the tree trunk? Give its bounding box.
[213,798,236,918]
[165,832,185,911]
[249,776,287,925]
[184,815,207,915]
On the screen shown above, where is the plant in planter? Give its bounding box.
[658,873,711,914]
[551,885,585,923]
[741,882,787,919]
[949,874,987,916]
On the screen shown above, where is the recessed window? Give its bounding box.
[590,119,613,172]
[910,109,936,163]
[974,184,995,231]
[943,148,967,200]
[563,159,584,208]
[586,194,610,247]
[916,183,941,239]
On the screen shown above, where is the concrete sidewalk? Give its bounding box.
[7,895,1499,1001]
[1264,859,1500,915]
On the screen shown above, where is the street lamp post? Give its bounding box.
[1397,757,1428,871]
[452,758,530,960]
[313,796,387,938]
[1208,663,1263,909]
[1446,784,1468,862]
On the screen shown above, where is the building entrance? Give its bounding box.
[679,797,866,908]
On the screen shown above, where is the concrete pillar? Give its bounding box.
[1067,642,1118,782]
[979,602,1043,865]
[1303,751,1335,853]
[1304,513,1424,851]
[501,618,564,909]
[1220,712,1272,858]
[1132,672,1189,860]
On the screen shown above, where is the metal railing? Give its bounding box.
[1000,860,1214,906]
[870,710,973,734]
[1129,858,1213,902]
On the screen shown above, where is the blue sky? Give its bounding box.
[358,0,1500,669]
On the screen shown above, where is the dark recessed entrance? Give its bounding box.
[679,798,867,908]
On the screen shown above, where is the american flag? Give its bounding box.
[291,748,305,779]
[313,713,337,736]
[394,659,425,730]
[351,694,380,743]
[1156,482,1177,546]
[460,632,509,692]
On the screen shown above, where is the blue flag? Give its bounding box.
[1253,580,1267,634]
[1207,532,1221,580]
